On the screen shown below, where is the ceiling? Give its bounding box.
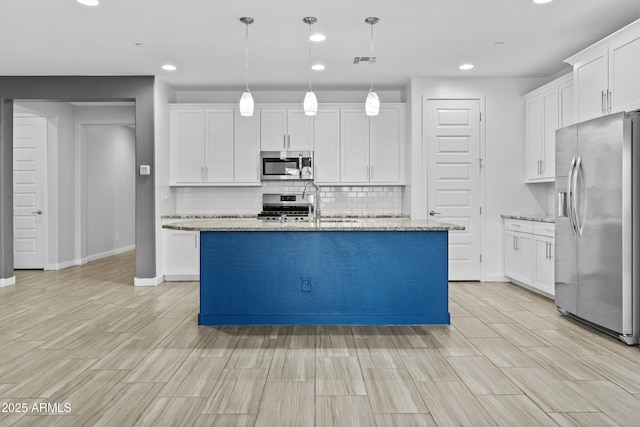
[1,0,640,91]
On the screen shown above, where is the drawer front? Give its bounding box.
[504,218,534,234]
[533,221,555,237]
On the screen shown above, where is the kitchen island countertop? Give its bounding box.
[163,217,464,232]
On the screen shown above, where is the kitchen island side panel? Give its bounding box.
[198,231,450,325]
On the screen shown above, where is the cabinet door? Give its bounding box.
[574,49,608,122]
[341,109,370,183]
[204,109,234,183]
[541,90,558,180]
[170,109,205,183]
[260,109,288,151]
[517,233,533,286]
[526,97,544,181]
[163,229,199,279]
[370,108,400,183]
[287,109,314,151]
[234,109,260,183]
[559,80,575,127]
[533,235,555,296]
[504,230,520,280]
[609,34,640,114]
[314,109,341,183]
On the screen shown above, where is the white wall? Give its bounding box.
[85,125,136,260]
[154,79,177,281]
[408,76,551,282]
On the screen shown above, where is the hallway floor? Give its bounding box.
[1,252,639,426]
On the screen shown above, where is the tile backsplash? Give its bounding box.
[175,182,404,215]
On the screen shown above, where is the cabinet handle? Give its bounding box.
[195,234,198,248]
[548,242,553,260]
[540,159,544,175]
[283,134,287,149]
[201,165,205,181]
[607,90,612,113]
[370,165,374,180]
[545,241,549,260]
[601,91,606,114]
[287,133,291,149]
[205,165,209,182]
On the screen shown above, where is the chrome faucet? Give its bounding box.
[302,182,320,223]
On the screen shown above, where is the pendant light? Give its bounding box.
[303,17,318,116]
[365,17,380,116]
[239,17,255,117]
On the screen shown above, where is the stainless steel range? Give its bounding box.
[257,193,314,221]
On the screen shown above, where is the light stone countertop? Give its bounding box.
[162,217,464,232]
[501,214,555,223]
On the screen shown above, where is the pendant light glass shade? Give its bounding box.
[239,91,254,117]
[303,91,318,116]
[303,17,319,116]
[239,17,254,116]
[365,91,380,116]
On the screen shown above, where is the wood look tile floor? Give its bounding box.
[1,251,640,426]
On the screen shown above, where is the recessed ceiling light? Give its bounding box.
[310,33,326,42]
[533,0,553,4]
[162,64,177,71]
[311,64,325,71]
[459,64,474,70]
[493,41,504,47]
[77,0,100,6]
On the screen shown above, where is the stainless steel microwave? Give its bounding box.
[260,151,314,180]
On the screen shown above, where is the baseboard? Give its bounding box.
[164,274,199,282]
[483,274,510,283]
[0,276,16,287]
[134,275,164,287]
[87,245,135,263]
[45,259,80,271]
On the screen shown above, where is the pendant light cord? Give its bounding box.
[308,21,313,91]
[369,22,374,92]
[244,22,250,92]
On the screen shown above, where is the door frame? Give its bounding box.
[13,113,49,269]
[422,95,487,281]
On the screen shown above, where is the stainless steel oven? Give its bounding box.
[260,151,313,180]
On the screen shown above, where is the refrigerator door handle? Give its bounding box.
[567,157,578,236]
[573,157,584,237]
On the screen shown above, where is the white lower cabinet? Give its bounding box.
[504,218,555,298]
[163,220,199,281]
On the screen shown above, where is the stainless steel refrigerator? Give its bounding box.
[555,112,639,345]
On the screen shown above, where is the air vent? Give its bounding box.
[353,56,376,64]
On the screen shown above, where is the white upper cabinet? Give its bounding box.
[260,108,313,151]
[170,108,206,183]
[169,104,260,185]
[566,19,640,122]
[313,109,341,183]
[340,106,404,185]
[234,109,261,183]
[524,74,571,183]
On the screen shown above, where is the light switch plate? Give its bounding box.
[139,165,151,175]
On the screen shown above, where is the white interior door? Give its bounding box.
[426,99,481,280]
[13,116,47,269]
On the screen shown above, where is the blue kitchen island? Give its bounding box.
[163,218,462,326]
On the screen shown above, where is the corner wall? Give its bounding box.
[408,76,550,282]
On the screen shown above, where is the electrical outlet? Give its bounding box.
[301,277,311,292]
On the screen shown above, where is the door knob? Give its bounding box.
[31,210,43,215]
[429,210,441,216]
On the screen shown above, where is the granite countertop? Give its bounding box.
[161,214,409,219]
[162,217,464,232]
[501,214,555,223]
